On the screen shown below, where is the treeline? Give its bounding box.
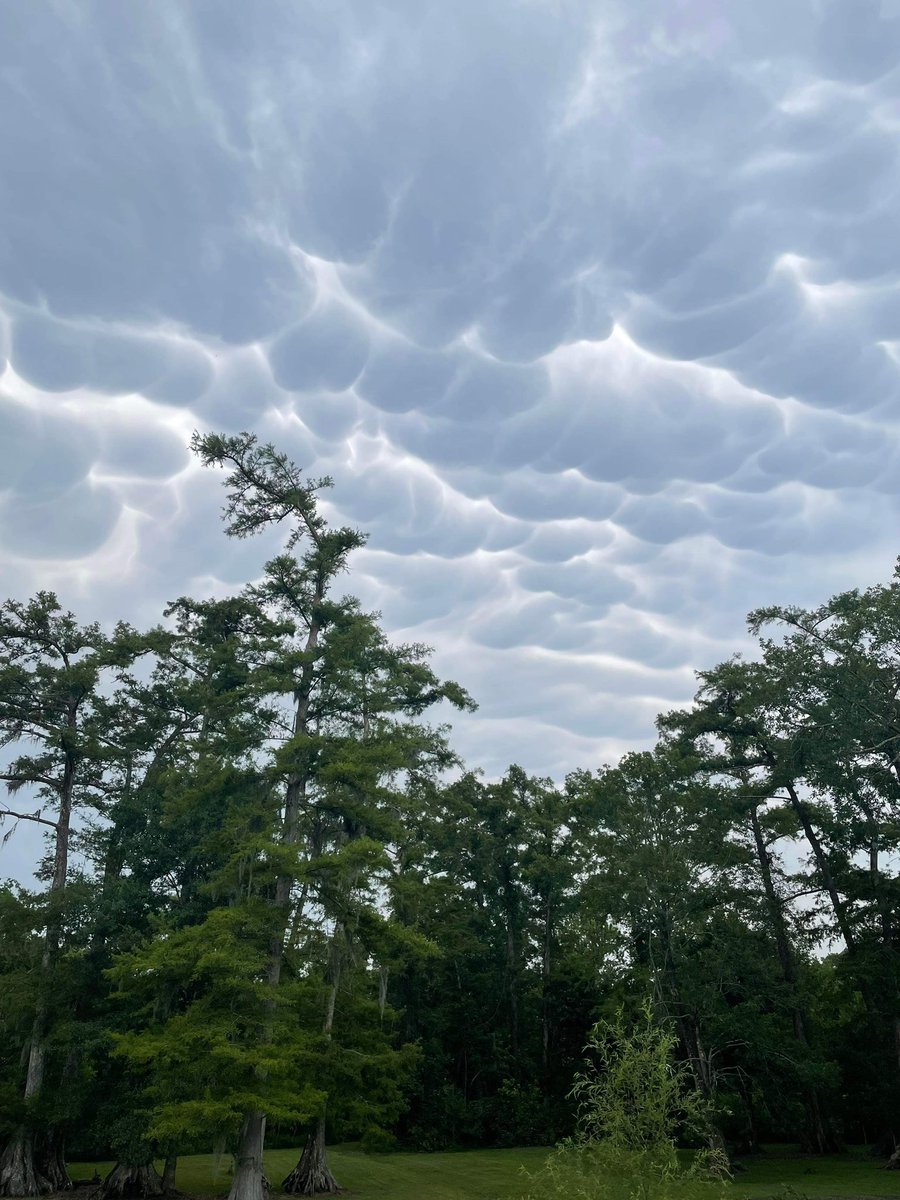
[0,432,898,1199]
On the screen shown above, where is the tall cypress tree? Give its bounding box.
[0,596,146,1196]
[109,433,473,1200]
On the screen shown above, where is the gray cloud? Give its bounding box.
[2,0,900,874]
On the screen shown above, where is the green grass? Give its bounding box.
[730,1148,898,1199]
[69,1146,549,1200]
[69,1144,899,1199]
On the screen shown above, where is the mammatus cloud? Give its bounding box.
[1,0,900,865]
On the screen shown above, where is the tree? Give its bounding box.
[268,588,472,1192]
[0,596,144,1197]
[520,1003,726,1200]
[660,662,840,1153]
[90,595,288,1198]
[580,749,738,1144]
[387,767,592,1150]
[115,432,473,1200]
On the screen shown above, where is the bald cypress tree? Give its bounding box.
[134,433,472,1200]
[0,597,146,1197]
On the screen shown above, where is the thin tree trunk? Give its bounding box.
[378,965,389,1021]
[499,863,521,1058]
[749,804,835,1153]
[269,594,323,977]
[160,1156,177,1196]
[541,892,552,1079]
[773,773,856,952]
[657,906,729,1161]
[734,1072,761,1156]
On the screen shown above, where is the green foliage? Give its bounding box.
[570,1005,711,1154]
[520,1004,727,1200]
[491,1081,548,1148]
[111,904,322,1146]
[4,440,900,1183]
[519,1143,726,1200]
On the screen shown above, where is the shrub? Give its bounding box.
[520,1002,727,1200]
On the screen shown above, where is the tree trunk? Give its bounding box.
[860,794,900,1076]
[541,893,552,1080]
[656,906,729,1163]
[160,1157,177,1196]
[0,1007,58,1197]
[231,600,323,1180]
[281,1120,340,1196]
[283,943,343,1196]
[733,1073,761,1157]
[0,1129,50,1198]
[776,777,856,952]
[499,862,521,1058]
[748,804,836,1154]
[227,1112,267,1200]
[38,1129,71,1192]
[100,1164,164,1199]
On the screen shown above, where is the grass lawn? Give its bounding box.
[70,1146,549,1200]
[69,1144,900,1199]
[730,1149,898,1198]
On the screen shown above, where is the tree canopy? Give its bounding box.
[1,431,899,1198]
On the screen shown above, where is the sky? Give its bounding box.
[2,0,900,877]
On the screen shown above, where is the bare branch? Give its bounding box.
[0,806,58,830]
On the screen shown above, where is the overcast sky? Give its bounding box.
[2,1,900,878]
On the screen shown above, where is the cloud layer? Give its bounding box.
[2,0,900,817]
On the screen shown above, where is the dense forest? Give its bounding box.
[1,432,899,1200]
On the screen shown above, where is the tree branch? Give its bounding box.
[0,771,60,792]
[0,806,58,829]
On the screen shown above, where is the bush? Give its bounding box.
[520,1001,728,1200]
[520,1141,727,1200]
[361,1125,398,1154]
